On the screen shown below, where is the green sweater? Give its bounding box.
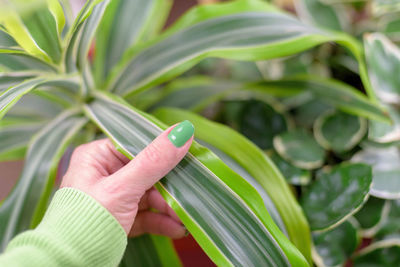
[0,188,127,266]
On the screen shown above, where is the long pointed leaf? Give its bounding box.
[109,1,371,100]
[0,72,36,92]
[0,48,57,72]
[250,76,389,123]
[153,107,312,263]
[0,110,86,250]
[2,7,51,62]
[84,92,308,267]
[0,118,45,161]
[65,0,109,72]
[20,3,62,63]
[94,0,171,85]
[0,75,80,120]
[110,11,331,96]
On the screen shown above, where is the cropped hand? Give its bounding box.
[61,121,194,239]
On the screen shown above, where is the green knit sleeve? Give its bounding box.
[0,187,127,267]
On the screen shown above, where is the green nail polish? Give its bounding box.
[168,120,194,147]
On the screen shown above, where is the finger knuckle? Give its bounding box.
[143,144,163,164]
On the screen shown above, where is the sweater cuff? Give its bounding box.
[7,187,127,267]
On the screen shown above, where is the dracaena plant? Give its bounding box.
[0,0,397,266]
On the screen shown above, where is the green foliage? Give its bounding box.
[0,0,399,266]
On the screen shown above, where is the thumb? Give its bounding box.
[109,120,194,192]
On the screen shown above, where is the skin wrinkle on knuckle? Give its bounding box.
[142,143,164,165]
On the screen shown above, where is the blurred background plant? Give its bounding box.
[0,0,399,266]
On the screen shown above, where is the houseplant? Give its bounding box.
[0,0,398,266]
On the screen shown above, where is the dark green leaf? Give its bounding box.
[301,163,372,230]
[376,200,400,240]
[313,221,359,267]
[354,242,400,267]
[120,235,181,267]
[223,99,290,150]
[354,197,388,231]
[269,151,311,186]
[314,110,367,152]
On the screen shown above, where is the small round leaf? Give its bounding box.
[269,150,311,185]
[314,110,367,152]
[313,221,359,267]
[223,99,289,150]
[352,147,400,199]
[301,163,372,230]
[354,244,400,267]
[273,130,325,169]
[376,199,400,240]
[354,197,387,230]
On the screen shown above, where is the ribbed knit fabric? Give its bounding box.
[0,188,127,267]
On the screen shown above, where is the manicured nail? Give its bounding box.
[168,120,194,147]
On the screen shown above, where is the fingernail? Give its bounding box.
[168,120,194,147]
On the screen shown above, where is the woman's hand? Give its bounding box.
[60,121,194,239]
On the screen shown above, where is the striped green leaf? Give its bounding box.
[65,0,110,72]
[94,0,171,85]
[19,3,62,63]
[84,92,309,267]
[110,11,333,96]
[121,235,181,267]
[153,107,312,262]
[0,72,36,92]
[109,0,373,99]
[0,75,80,120]
[148,77,239,112]
[0,118,45,161]
[5,93,63,120]
[0,110,86,250]
[0,48,57,72]
[0,29,17,47]
[1,6,51,62]
[251,76,389,123]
